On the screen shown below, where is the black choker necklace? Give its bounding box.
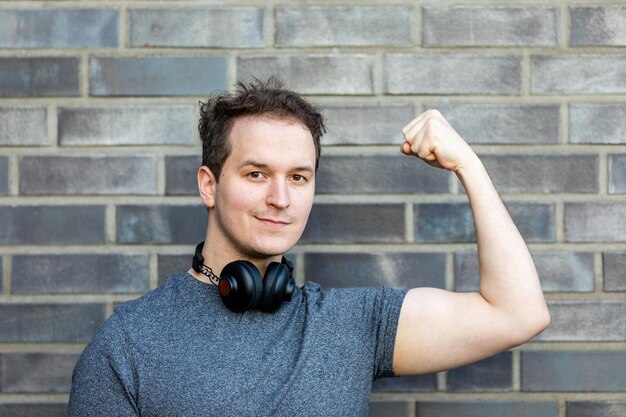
[196,263,220,286]
[191,241,220,286]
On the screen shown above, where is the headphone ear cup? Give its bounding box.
[260,262,293,313]
[219,261,263,312]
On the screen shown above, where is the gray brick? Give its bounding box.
[532,55,626,94]
[19,155,157,195]
[158,254,191,286]
[447,352,512,392]
[566,202,626,242]
[385,54,521,95]
[522,351,626,391]
[130,8,263,48]
[58,105,196,146]
[417,401,557,417]
[0,205,105,244]
[0,304,105,342]
[301,204,405,244]
[0,106,47,145]
[0,352,79,393]
[12,254,149,294]
[609,155,626,194]
[368,401,410,417]
[423,6,558,47]
[238,55,375,95]
[415,203,554,243]
[276,7,411,47]
[0,156,7,195]
[0,404,66,417]
[603,252,626,291]
[567,401,626,417]
[316,155,449,194]
[0,9,118,48]
[90,56,227,96]
[570,104,626,144]
[537,301,626,341]
[321,104,413,145]
[426,104,560,145]
[0,57,79,97]
[304,252,446,289]
[117,205,206,244]
[372,375,437,392]
[456,251,594,293]
[571,6,626,46]
[165,155,201,195]
[481,155,597,194]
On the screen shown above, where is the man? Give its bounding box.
[68,78,549,416]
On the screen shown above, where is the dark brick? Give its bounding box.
[0,352,79,393]
[0,304,105,342]
[12,254,149,294]
[117,205,206,244]
[58,105,196,146]
[566,202,626,242]
[570,104,626,144]
[609,155,626,194]
[368,401,410,417]
[372,375,437,392]
[165,155,201,195]
[603,252,626,291]
[158,254,191,286]
[522,351,626,391]
[456,252,594,292]
[316,155,449,194]
[537,301,626,341]
[19,155,157,195]
[90,56,227,96]
[427,103,560,145]
[567,401,626,417]
[301,204,405,244]
[0,404,67,417]
[304,252,446,289]
[0,156,7,195]
[0,106,47,146]
[0,9,118,48]
[570,6,626,46]
[417,401,557,417]
[447,352,512,392]
[0,205,105,245]
[0,57,80,97]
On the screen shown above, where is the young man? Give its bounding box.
[68,79,549,416]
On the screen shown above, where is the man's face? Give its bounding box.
[209,115,316,260]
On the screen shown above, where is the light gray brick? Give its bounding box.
[304,252,446,289]
[0,352,79,393]
[12,254,149,294]
[158,255,191,286]
[368,401,410,417]
[603,252,626,291]
[423,6,558,47]
[609,155,626,194]
[117,205,206,244]
[417,401,557,417]
[165,155,201,195]
[301,203,405,243]
[316,155,449,194]
[571,6,626,46]
[567,401,626,417]
[0,304,105,342]
[58,105,196,146]
[537,301,626,341]
[0,9,118,48]
[447,352,512,392]
[238,55,375,95]
[130,8,264,48]
[522,351,626,391]
[372,375,436,392]
[0,156,7,195]
[0,404,66,417]
[532,55,626,94]
[90,56,227,96]
[565,202,626,242]
[570,104,626,144]
[0,57,80,97]
[385,54,521,95]
[19,155,157,195]
[481,155,597,194]
[426,104,560,144]
[456,251,594,292]
[276,7,412,47]
[0,106,47,146]
[0,205,105,244]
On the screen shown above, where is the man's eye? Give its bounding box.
[292,174,306,182]
[249,172,263,179]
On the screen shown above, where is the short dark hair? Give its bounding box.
[198,77,326,180]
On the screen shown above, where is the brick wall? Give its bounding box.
[0,2,625,417]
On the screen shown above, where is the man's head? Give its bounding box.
[198,77,325,180]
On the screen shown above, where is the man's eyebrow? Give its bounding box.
[238,160,314,173]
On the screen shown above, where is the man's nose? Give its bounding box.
[267,178,290,209]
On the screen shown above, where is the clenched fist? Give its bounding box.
[401,110,480,173]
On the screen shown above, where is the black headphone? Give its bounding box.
[192,241,296,313]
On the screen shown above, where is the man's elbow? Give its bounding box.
[512,304,551,345]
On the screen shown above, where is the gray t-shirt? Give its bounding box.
[68,271,408,417]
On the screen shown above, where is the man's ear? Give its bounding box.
[198,166,217,208]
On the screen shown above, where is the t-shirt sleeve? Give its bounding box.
[67,314,139,417]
